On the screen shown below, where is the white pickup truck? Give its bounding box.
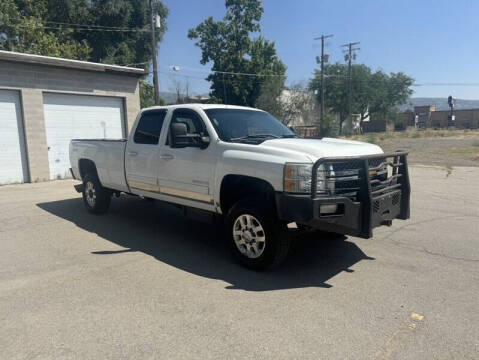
[70,104,410,269]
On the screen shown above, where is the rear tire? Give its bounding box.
[225,197,290,270]
[82,173,111,214]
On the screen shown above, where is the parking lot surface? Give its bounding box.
[1,165,478,359]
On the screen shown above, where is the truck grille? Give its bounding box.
[310,151,410,239]
[314,154,405,201]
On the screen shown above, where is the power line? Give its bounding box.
[167,65,287,78]
[14,24,148,32]
[44,21,147,31]
[413,82,479,86]
[125,61,150,67]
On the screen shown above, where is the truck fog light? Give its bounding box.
[320,204,338,214]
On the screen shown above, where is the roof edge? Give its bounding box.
[0,50,145,76]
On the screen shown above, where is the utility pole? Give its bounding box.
[314,34,333,136]
[149,0,160,104]
[341,41,360,134]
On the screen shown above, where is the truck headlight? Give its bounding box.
[284,163,334,194]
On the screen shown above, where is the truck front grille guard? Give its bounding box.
[311,151,410,238]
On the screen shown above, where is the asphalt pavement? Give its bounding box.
[0,165,478,359]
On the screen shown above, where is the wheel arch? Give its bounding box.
[78,158,98,181]
[219,175,276,215]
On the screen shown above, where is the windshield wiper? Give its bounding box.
[281,134,298,138]
[230,134,281,142]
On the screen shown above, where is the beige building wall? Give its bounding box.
[431,109,479,128]
[0,60,141,182]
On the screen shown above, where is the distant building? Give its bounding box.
[398,105,479,129]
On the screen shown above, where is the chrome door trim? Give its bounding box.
[129,180,159,192]
[159,186,213,204]
[129,180,213,204]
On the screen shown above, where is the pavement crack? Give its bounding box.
[379,215,479,262]
[420,247,479,262]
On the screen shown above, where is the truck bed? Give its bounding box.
[70,139,129,192]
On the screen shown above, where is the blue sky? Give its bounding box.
[159,0,479,99]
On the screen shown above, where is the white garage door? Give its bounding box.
[0,90,28,184]
[43,93,124,180]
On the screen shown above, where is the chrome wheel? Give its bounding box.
[85,181,96,207]
[233,214,266,258]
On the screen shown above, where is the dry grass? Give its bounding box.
[342,129,479,167]
[346,129,479,142]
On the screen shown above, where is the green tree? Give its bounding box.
[140,80,165,108]
[0,0,168,67]
[310,63,414,133]
[188,0,286,106]
[0,0,91,59]
[255,76,284,119]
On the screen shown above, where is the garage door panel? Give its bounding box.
[43,93,124,180]
[0,90,28,184]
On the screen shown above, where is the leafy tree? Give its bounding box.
[188,0,286,106]
[317,112,340,138]
[78,0,168,67]
[310,63,414,133]
[255,76,284,119]
[0,0,168,67]
[0,0,91,59]
[140,80,165,108]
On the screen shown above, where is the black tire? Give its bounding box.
[225,197,291,270]
[82,173,111,214]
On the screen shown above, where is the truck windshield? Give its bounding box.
[204,108,296,143]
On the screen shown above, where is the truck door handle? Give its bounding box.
[128,151,138,157]
[160,154,174,161]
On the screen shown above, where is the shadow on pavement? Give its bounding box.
[36,195,374,291]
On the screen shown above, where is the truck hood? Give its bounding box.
[260,137,383,162]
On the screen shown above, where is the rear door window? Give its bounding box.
[134,110,167,145]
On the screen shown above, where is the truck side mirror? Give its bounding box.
[170,122,210,149]
[170,122,189,148]
[200,135,210,149]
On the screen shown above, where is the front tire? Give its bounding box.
[82,173,111,214]
[225,197,291,270]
